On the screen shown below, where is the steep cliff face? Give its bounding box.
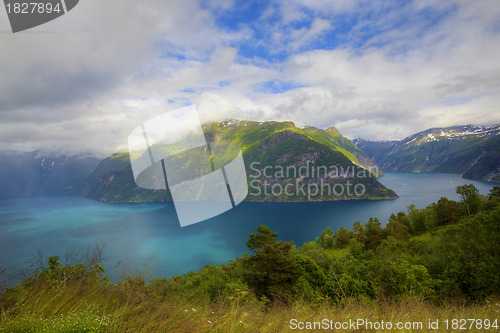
[79,120,396,203]
[355,125,500,183]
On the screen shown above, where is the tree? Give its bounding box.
[456,184,482,217]
[389,212,412,231]
[246,225,279,254]
[488,186,500,199]
[334,227,350,249]
[385,219,410,242]
[434,197,462,225]
[483,186,500,211]
[353,221,365,243]
[363,217,384,251]
[320,227,334,249]
[243,225,301,302]
[407,204,427,234]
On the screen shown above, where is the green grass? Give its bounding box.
[0,310,111,333]
[1,285,498,332]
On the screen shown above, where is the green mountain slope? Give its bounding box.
[355,125,500,183]
[78,153,168,202]
[79,120,397,202]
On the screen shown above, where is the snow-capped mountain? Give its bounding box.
[400,125,500,145]
[355,125,500,183]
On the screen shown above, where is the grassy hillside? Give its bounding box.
[1,186,499,332]
[80,120,396,202]
[203,121,379,174]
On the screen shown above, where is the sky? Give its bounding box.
[1,0,500,156]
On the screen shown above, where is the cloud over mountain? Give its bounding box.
[1,0,499,156]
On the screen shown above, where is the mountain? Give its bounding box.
[0,151,101,198]
[78,152,167,202]
[354,125,500,183]
[80,120,397,202]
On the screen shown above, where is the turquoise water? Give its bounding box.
[0,173,496,283]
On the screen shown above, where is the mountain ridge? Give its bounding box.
[79,119,396,202]
[2,123,497,201]
[355,124,500,183]
[0,151,100,198]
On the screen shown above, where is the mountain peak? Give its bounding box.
[400,124,500,146]
[325,125,341,136]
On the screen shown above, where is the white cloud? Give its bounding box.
[1,0,499,155]
[288,18,332,51]
[282,0,362,19]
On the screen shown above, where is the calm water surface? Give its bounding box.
[0,173,496,283]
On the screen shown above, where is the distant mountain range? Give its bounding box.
[2,123,498,202]
[0,151,100,198]
[80,120,396,202]
[354,125,500,183]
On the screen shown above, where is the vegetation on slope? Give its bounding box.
[1,185,499,332]
[80,120,395,203]
[78,153,170,202]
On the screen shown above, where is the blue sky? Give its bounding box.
[212,0,438,60]
[0,0,499,155]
